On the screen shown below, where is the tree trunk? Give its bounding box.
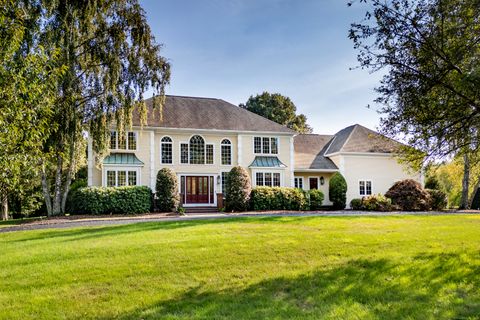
[61,140,76,214]
[1,193,8,221]
[41,160,53,217]
[460,153,470,209]
[52,154,64,216]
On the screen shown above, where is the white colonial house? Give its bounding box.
[87,95,421,208]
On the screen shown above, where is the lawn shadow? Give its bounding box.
[103,253,480,320]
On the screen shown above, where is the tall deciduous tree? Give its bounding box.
[26,0,171,216]
[349,0,480,208]
[240,92,313,133]
[0,1,63,220]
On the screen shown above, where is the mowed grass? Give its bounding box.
[1,215,479,320]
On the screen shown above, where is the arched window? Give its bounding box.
[189,135,205,164]
[221,139,232,165]
[161,136,173,164]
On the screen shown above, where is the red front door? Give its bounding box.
[186,176,211,204]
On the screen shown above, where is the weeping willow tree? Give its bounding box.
[0,0,63,220]
[25,0,171,216]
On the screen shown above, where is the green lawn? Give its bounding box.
[1,215,479,320]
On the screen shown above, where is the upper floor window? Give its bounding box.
[110,131,136,150]
[161,136,173,164]
[180,135,214,165]
[221,139,232,165]
[359,180,372,196]
[189,135,205,164]
[254,136,278,154]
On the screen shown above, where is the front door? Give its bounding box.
[185,176,214,204]
[309,177,318,190]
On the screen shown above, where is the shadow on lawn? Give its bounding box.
[104,254,480,320]
[7,216,316,243]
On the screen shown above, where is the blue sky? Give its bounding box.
[140,0,382,134]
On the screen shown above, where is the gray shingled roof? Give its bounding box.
[294,134,338,170]
[131,95,295,133]
[325,124,402,154]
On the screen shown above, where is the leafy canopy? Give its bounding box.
[240,92,313,133]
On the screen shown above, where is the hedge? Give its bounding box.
[251,187,309,211]
[308,189,324,210]
[67,186,152,215]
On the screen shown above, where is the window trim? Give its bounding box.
[253,170,283,187]
[103,166,141,187]
[160,135,174,165]
[359,179,372,196]
[252,136,279,155]
[109,130,137,151]
[220,138,232,166]
[294,176,304,189]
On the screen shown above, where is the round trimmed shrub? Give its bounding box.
[385,179,431,211]
[308,189,324,210]
[155,168,180,212]
[225,166,251,212]
[426,189,447,210]
[362,194,392,211]
[350,198,363,210]
[329,173,347,210]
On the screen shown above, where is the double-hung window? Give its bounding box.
[359,180,372,196]
[110,131,137,150]
[106,170,138,187]
[221,139,232,165]
[161,136,173,164]
[294,177,304,189]
[253,137,279,154]
[255,172,281,187]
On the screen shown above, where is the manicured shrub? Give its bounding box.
[67,186,152,215]
[329,173,347,210]
[251,187,308,211]
[362,194,392,211]
[308,189,324,210]
[350,198,363,210]
[426,189,447,211]
[385,179,431,211]
[155,168,180,212]
[225,166,251,212]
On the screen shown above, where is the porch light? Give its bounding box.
[217,175,221,184]
[320,176,325,185]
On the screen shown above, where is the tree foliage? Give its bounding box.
[240,92,313,133]
[155,168,179,212]
[329,173,347,210]
[16,0,171,216]
[0,1,63,220]
[225,166,251,212]
[349,0,480,208]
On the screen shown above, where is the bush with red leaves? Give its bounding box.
[385,179,431,211]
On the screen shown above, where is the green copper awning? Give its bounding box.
[103,153,144,165]
[249,156,286,168]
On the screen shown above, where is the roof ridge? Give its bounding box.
[340,124,358,152]
[164,94,220,100]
